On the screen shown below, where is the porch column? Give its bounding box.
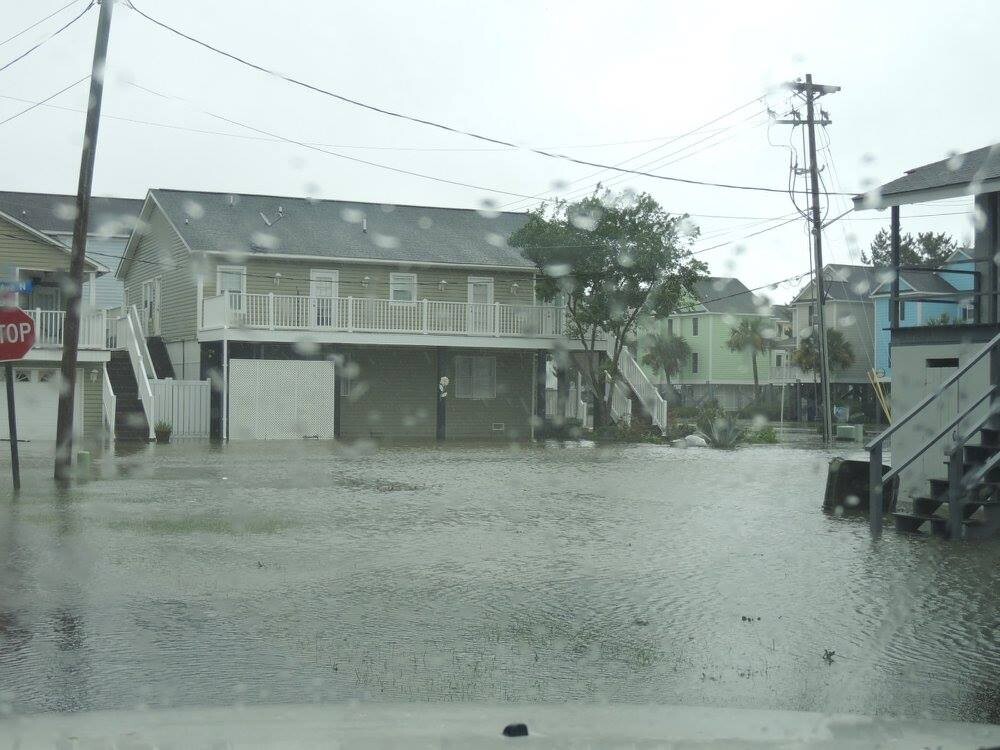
[534,350,548,431]
[889,205,901,329]
[556,363,569,423]
[88,272,96,307]
[435,347,446,441]
[975,192,1000,324]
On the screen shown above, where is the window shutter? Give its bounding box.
[455,356,473,398]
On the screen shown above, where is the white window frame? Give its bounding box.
[389,272,417,303]
[467,276,494,304]
[216,265,247,296]
[691,316,699,336]
[454,355,497,399]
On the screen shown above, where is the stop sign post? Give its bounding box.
[1,307,37,491]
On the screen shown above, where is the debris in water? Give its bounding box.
[823,649,836,664]
[632,618,649,627]
[502,723,528,738]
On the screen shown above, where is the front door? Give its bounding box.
[468,277,494,334]
[310,270,339,328]
[140,278,160,335]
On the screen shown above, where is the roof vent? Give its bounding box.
[362,217,368,233]
[228,195,235,206]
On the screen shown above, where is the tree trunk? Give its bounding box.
[592,370,609,428]
[751,353,760,399]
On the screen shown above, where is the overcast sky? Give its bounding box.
[1,0,995,301]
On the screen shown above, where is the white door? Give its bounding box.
[140,278,160,335]
[468,277,494,334]
[0,367,81,441]
[309,270,339,328]
[228,359,337,440]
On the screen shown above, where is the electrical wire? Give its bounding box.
[0,0,85,48]
[674,270,811,312]
[0,1,94,76]
[0,74,88,127]
[124,3,855,196]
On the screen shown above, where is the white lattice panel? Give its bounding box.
[229,359,337,440]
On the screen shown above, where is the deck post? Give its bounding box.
[535,350,548,434]
[436,347,446,441]
[494,302,500,337]
[268,292,275,330]
[947,449,964,540]
[890,205,901,330]
[869,441,884,537]
[422,298,428,334]
[348,297,354,332]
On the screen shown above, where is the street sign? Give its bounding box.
[0,307,36,362]
[1,307,34,491]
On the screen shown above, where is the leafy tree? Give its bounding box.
[509,189,706,426]
[861,228,959,268]
[641,331,691,394]
[792,328,855,373]
[726,318,773,398]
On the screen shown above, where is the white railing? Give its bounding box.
[771,364,808,383]
[120,304,156,440]
[606,337,668,431]
[201,292,568,339]
[26,308,106,350]
[102,365,116,440]
[610,379,632,426]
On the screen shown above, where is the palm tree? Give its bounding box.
[792,328,855,373]
[641,331,691,395]
[726,318,772,398]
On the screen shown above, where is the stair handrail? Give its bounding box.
[122,305,156,439]
[128,305,157,381]
[102,365,116,441]
[867,329,1000,537]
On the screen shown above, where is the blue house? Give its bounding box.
[871,249,976,378]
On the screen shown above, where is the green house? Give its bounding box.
[637,276,788,410]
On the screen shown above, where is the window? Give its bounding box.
[390,273,417,302]
[691,316,699,336]
[216,265,246,296]
[455,355,496,399]
[899,301,906,321]
[691,352,699,374]
[667,319,674,335]
[775,354,783,368]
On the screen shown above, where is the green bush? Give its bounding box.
[697,416,746,449]
[746,425,778,444]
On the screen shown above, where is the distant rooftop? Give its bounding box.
[0,191,143,238]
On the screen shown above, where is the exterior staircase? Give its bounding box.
[606,337,668,432]
[867,331,1000,540]
[145,335,175,379]
[107,350,149,441]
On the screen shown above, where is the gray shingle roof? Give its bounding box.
[793,264,881,303]
[871,269,958,296]
[689,276,762,315]
[854,143,1000,206]
[149,189,534,269]
[0,191,143,237]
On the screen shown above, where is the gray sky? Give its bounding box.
[1,0,995,301]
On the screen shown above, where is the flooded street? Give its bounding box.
[0,440,997,723]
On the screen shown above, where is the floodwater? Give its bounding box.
[0,438,997,724]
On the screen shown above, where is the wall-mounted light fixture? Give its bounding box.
[438,280,447,292]
[273,272,282,288]
[89,369,99,384]
[362,275,371,289]
[510,282,519,296]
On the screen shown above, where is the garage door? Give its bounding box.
[228,359,337,440]
[0,366,81,442]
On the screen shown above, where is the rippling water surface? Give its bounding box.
[1,439,997,722]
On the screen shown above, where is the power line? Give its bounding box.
[124,2,854,197]
[691,215,802,254]
[674,270,811,312]
[0,1,94,76]
[0,0,85,48]
[0,74,88,127]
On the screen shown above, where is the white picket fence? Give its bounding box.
[150,379,210,437]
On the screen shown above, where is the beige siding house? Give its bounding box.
[1,209,112,446]
[117,189,572,441]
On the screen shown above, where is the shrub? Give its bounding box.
[746,425,778,444]
[697,416,746,449]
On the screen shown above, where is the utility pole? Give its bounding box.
[776,74,840,444]
[54,0,114,481]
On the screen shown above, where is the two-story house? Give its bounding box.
[117,189,591,441]
[871,248,976,379]
[0,206,112,444]
[0,191,143,311]
[637,276,785,410]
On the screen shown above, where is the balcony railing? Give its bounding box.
[201,292,568,339]
[26,308,107,350]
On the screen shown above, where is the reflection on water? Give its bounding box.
[0,439,997,722]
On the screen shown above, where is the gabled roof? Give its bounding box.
[0,191,143,238]
[686,276,764,315]
[853,143,1000,209]
[0,207,105,273]
[141,189,535,269]
[870,269,958,296]
[792,264,880,303]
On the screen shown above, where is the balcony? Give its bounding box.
[25,308,107,351]
[200,292,572,346]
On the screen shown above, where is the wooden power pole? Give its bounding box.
[777,74,840,444]
[54,0,114,481]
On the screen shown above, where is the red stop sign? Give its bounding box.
[0,307,36,361]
